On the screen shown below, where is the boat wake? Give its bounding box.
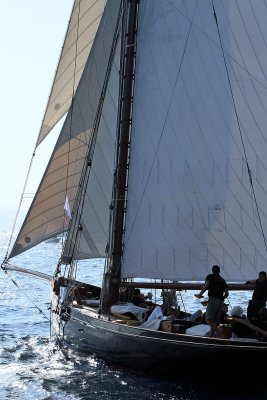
[0,334,203,400]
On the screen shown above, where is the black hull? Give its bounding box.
[51,300,267,378]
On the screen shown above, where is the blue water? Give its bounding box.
[0,231,266,399]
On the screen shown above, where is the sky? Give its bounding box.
[0,1,73,231]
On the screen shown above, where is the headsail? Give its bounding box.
[37,0,107,146]
[8,0,122,260]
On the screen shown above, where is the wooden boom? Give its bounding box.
[119,281,255,291]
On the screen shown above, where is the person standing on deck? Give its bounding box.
[246,271,267,320]
[195,265,229,338]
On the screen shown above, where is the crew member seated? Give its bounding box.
[230,306,251,338]
[131,288,152,307]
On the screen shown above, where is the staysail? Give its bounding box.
[121,0,267,283]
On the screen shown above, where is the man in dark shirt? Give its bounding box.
[247,271,267,320]
[195,265,229,337]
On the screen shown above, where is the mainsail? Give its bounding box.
[121,0,267,283]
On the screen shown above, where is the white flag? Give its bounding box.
[64,195,72,219]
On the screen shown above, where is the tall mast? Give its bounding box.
[102,0,139,311]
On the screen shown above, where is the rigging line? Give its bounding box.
[66,3,123,266]
[0,265,50,322]
[123,0,198,251]
[107,0,135,279]
[60,0,93,262]
[249,0,267,51]
[212,1,267,253]
[61,0,82,238]
[235,1,267,84]
[101,4,127,283]
[169,0,267,91]
[3,151,36,261]
[177,291,189,316]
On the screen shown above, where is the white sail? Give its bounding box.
[37,0,107,146]
[121,0,267,283]
[9,0,121,259]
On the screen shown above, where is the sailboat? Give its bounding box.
[3,0,267,376]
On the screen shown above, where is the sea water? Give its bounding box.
[0,231,266,400]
